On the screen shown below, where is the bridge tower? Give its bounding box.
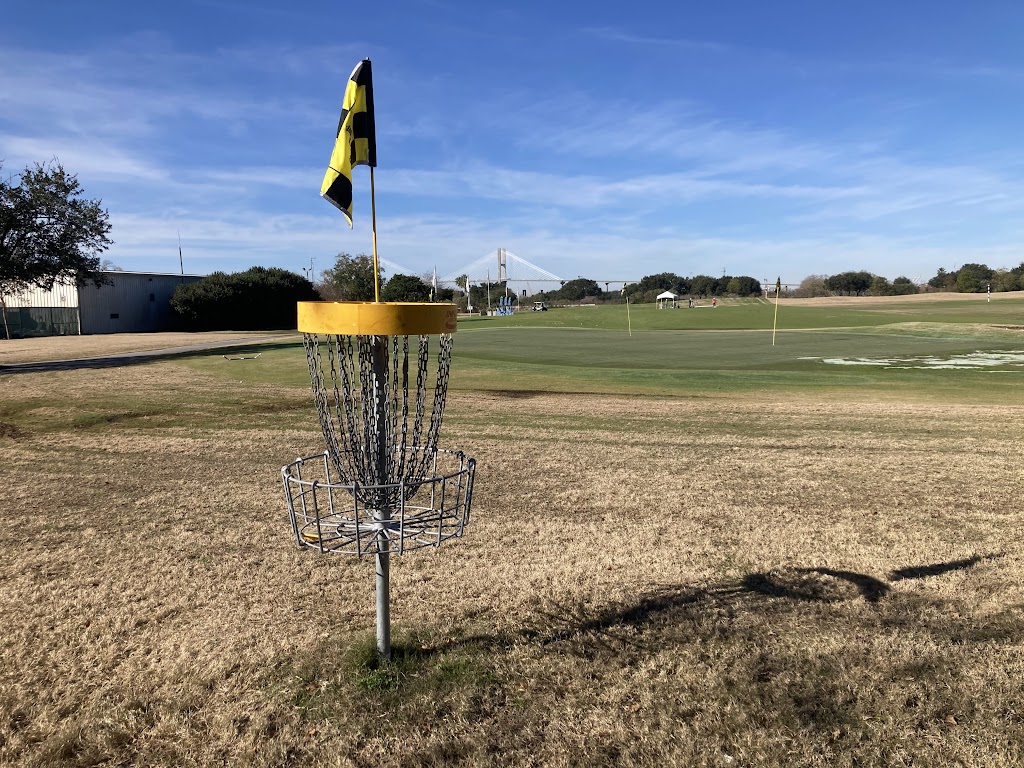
[497,248,508,284]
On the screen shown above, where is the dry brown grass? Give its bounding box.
[778,290,1024,307]
[1,362,1023,766]
[0,331,296,365]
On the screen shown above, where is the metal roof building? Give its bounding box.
[2,271,204,337]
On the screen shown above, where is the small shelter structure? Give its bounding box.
[656,290,678,309]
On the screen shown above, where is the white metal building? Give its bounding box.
[2,271,204,337]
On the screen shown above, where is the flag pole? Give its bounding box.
[626,296,632,337]
[370,167,381,302]
[772,278,781,346]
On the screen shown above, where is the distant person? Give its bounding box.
[687,297,693,308]
[712,298,717,308]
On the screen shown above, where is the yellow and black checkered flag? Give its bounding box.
[321,59,376,226]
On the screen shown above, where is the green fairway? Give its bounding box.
[180,295,1024,402]
[461,294,1024,331]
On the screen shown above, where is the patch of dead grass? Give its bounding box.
[777,290,1024,307]
[1,363,1023,765]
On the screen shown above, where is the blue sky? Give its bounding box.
[3,0,1024,287]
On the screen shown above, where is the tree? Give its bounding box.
[870,276,893,296]
[891,276,919,295]
[690,274,717,297]
[0,161,113,339]
[824,271,873,296]
[170,266,318,330]
[622,272,689,302]
[991,269,1021,293]
[927,268,955,291]
[725,276,762,296]
[553,278,602,302]
[318,252,381,301]
[470,280,506,311]
[794,274,829,298]
[381,273,431,302]
[955,263,993,293]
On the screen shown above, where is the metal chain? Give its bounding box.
[302,330,454,509]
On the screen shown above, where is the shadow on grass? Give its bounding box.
[889,554,1000,581]
[273,551,1017,756]
[744,567,890,603]
[0,338,300,375]
[423,553,1006,658]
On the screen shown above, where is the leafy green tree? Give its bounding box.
[954,263,993,293]
[318,252,381,301]
[381,273,430,302]
[991,269,1021,292]
[825,271,873,296]
[870,276,893,296]
[891,276,919,295]
[623,272,690,302]
[927,268,956,291]
[553,278,602,302]
[690,275,717,297]
[0,161,113,339]
[725,276,762,296]
[170,266,318,330]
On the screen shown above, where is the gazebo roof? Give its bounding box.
[656,290,678,300]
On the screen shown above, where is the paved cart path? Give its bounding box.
[0,334,299,374]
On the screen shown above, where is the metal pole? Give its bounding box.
[371,336,391,659]
[370,167,381,303]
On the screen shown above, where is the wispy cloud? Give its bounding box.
[4,28,1024,285]
[581,26,732,53]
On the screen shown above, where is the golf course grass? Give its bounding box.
[3,292,1024,766]
[181,294,1024,402]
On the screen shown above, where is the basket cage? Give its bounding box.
[288,331,475,556]
[282,448,476,556]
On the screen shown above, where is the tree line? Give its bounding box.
[793,263,1024,297]
[925,263,1024,293]
[620,273,762,304]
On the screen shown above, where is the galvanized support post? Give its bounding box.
[371,336,391,660]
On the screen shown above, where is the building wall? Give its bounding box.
[2,271,206,337]
[2,279,80,337]
[78,272,203,334]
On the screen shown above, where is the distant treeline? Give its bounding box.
[519,274,765,305]
[794,263,1024,298]
[561,261,1024,304]
[620,273,761,303]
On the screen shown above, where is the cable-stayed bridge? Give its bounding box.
[440,249,633,297]
[378,256,421,277]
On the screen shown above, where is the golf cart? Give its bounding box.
[532,301,548,311]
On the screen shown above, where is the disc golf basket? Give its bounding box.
[282,302,476,659]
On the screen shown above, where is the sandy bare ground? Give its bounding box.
[0,331,297,365]
[1,363,1023,766]
[777,290,1024,307]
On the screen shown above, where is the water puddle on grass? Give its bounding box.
[800,351,1024,370]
